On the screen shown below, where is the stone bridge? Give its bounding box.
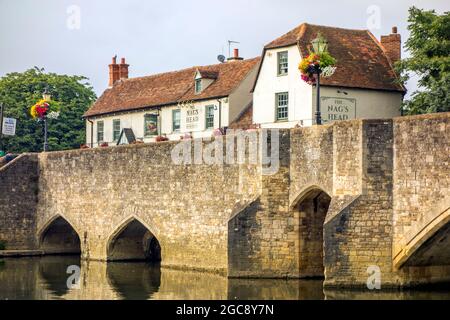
[0,113,449,288]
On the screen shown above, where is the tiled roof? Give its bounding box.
[197,70,218,79]
[84,57,261,118]
[256,23,405,92]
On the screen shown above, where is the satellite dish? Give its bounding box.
[217,55,226,63]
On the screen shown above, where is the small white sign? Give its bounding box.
[184,106,202,131]
[321,97,356,123]
[2,117,16,136]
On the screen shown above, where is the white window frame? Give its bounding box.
[276,92,289,121]
[172,109,181,132]
[277,51,288,76]
[195,79,202,94]
[113,119,121,141]
[205,105,215,130]
[97,121,104,143]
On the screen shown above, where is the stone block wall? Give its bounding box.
[332,120,364,196]
[36,137,260,274]
[228,130,295,277]
[324,120,394,287]
[0,154,39,250]
[289,125,333,203]
[391,113,450,285]
[392,113,450,257]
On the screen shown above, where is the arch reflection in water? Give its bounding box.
[107,262,161,300]
[38,255,81,297]
[2,257,450,300]
[228,278,325,300]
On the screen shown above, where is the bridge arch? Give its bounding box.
[292,186,332,278]
[394,204,450,269]
[38,215,81,255]
[290,184,332,210]
[107,215,161,262]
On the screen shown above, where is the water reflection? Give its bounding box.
[228,278,324,300]
[0,256,449,300]
[39,255,81,297]
[107,262,161,300]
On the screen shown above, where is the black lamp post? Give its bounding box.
[311,34,328,125]
[42,87,51,152]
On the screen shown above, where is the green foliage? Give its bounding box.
[0,68,96,152]
[396,7,450,115]
[0,240,6,250]
[319,51,337,69]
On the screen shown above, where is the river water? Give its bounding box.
[0,256,449,300]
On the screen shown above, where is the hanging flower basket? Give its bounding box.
[298,51,336,85]
[30,99,60,120]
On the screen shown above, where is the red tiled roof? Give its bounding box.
[255,23,405,92]
[197,70,218,79]
[84,57,261,118]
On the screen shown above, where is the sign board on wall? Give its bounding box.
[2,117,16,136]
[144,114,158,136]
[321,97,356,123]
[185,106,202,131]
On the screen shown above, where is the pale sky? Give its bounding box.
[0,0,448,96]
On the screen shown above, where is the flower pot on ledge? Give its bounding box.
[155,135,169,142]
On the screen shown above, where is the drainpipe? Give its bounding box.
[87,118,94,147]
[216,99,222,130]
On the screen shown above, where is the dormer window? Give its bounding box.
[194,69,218,94]
[195,78,202,94]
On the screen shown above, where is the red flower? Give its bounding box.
[36,104,49,118]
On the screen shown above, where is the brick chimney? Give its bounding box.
[119,57,129,80]
[381,26,401,64]
[227,48,244,62]
[108,56,120,87]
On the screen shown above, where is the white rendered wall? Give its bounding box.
[253,45,403,128]
[85,98,230,147]
[253,45,313,128]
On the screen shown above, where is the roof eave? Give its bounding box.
[321,83,406,93]
[83,94,230,119]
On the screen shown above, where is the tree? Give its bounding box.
[0,68,96,153]
[396,7,450,115]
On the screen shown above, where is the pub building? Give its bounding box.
[83,51,259,147]
[84,23,405,146]
[252,23,406,127]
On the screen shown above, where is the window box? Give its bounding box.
[155,135,169,142]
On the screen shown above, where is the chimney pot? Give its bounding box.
[227,48,244,62]
[119,57,129,81]
[392,26,397,34]
[109,56,120,87]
